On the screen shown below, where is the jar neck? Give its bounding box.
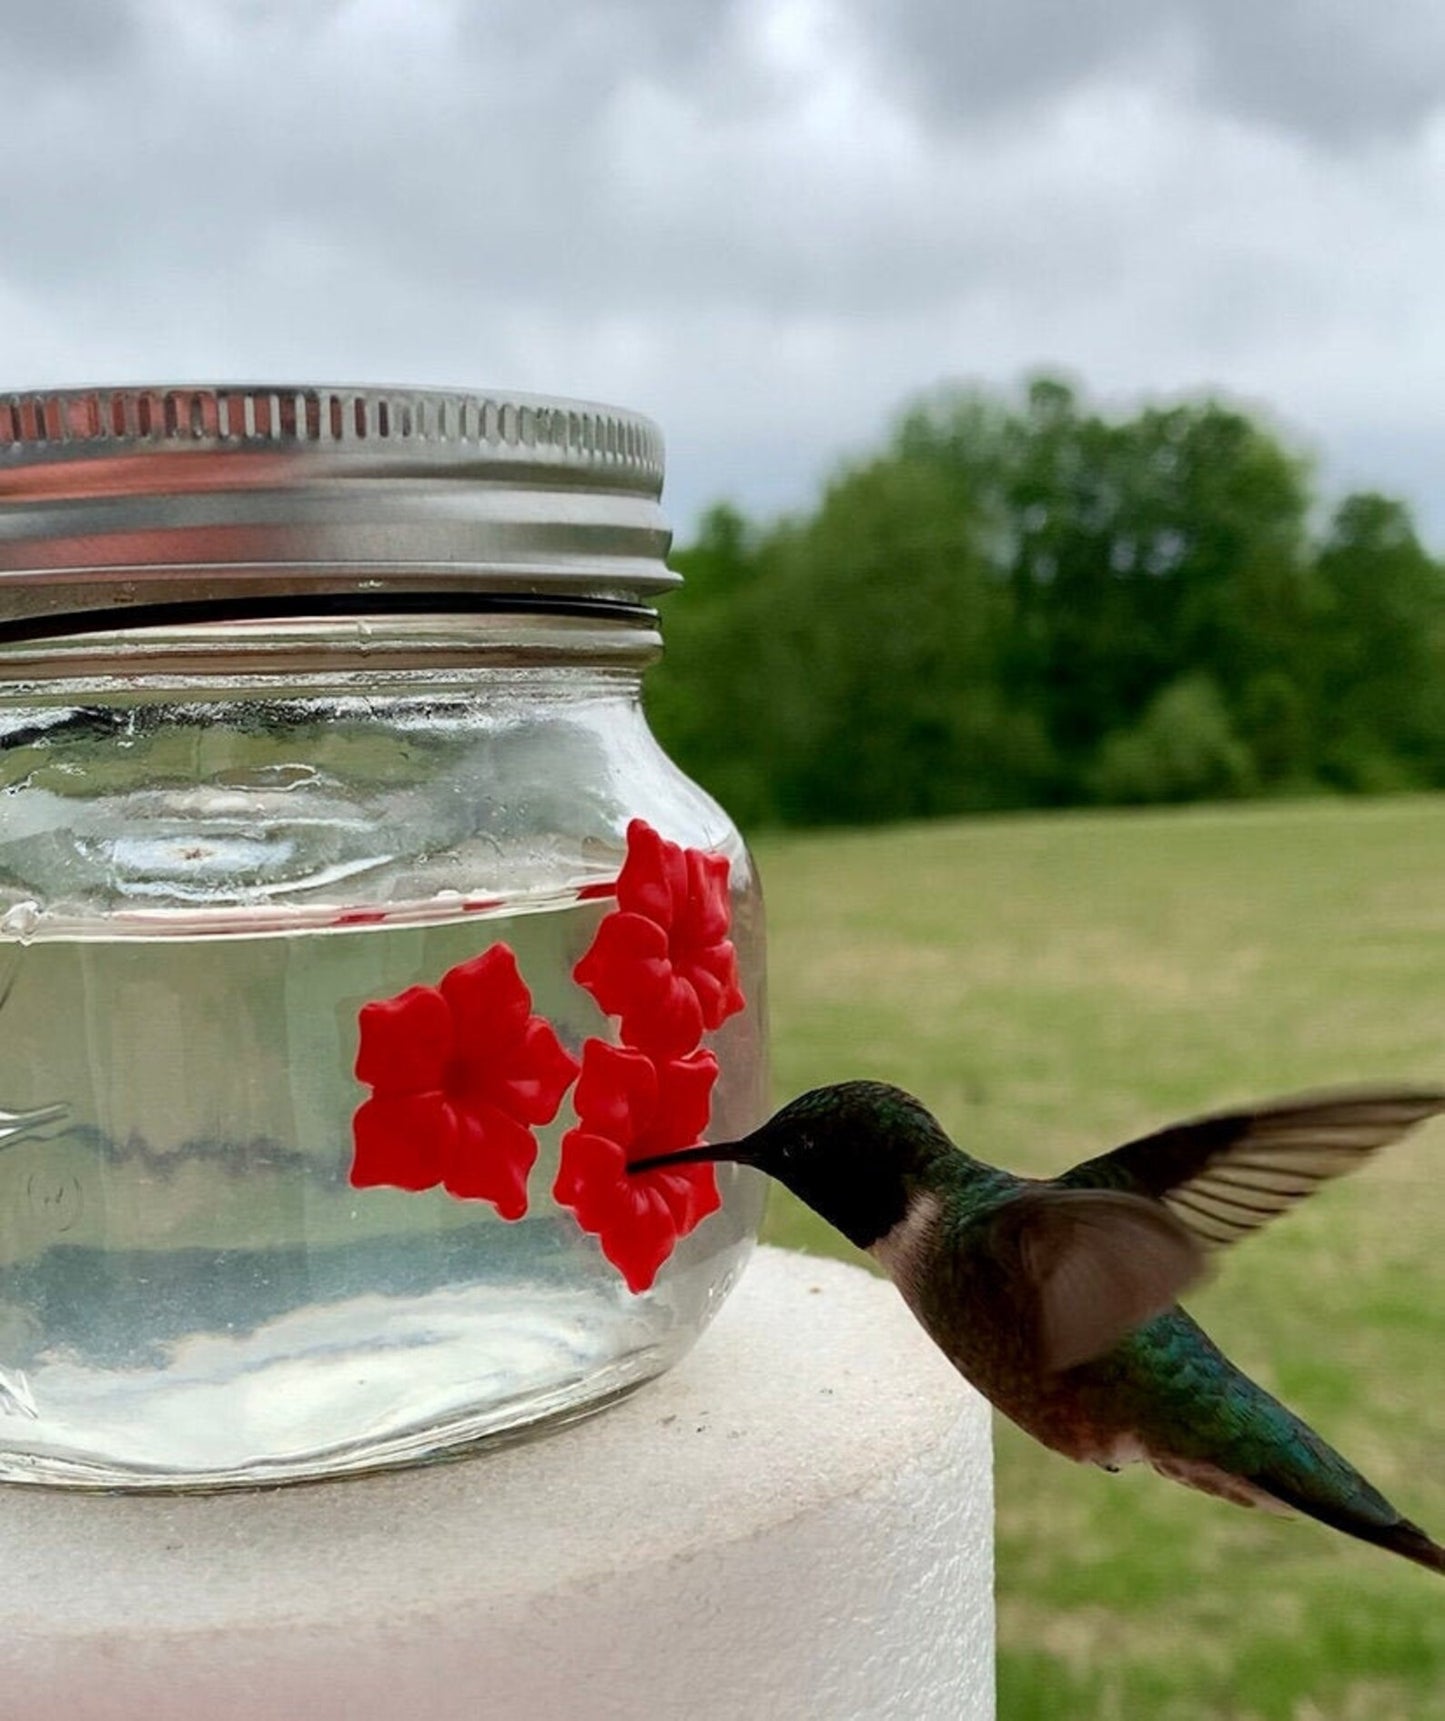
[0,608,661,697]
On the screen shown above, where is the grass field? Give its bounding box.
[750,796,1445,1721]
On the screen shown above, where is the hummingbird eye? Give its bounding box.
[774,1130,806,1165]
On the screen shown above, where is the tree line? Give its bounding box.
[646,377,1445,827]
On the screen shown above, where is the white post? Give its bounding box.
[0,1248,995,1719]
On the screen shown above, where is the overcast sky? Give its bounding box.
[4,0,1445,542]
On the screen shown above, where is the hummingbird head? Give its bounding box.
[628,1080,957,1250]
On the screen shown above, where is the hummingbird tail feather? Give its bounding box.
[1315,1511,1445,1577]
[1254,1474,1445,1576]
[1145,1394,1445,1577]
[1368,1520,1445,1577]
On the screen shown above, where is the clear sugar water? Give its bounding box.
[0,897,759,1488]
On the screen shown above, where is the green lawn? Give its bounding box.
[751,796,1445,1721]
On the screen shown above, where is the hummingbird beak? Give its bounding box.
[627,1138,758,1175]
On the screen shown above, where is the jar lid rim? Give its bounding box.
[0,384,665,489]
[0,385,675,631]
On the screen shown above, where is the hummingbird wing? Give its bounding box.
[1056,1088,1445,1252]
[981,1187,1207,1372]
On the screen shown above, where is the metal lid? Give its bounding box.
[0,385,674,642]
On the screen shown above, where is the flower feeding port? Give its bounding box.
[352,945,579,1217]
[350,820,748,1291]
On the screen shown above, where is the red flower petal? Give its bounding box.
[440,946,531,1061]
[444,1103,539,1219]
[679,848,733,948]
[555,1129,681,1294]
[351,942,581,1221]
[635,1047,721,1233]
[355,986,454,1096]
[573,912,670,1017]
[572,819,745,1059]
[553,1125,625,1211]
[572,1040,657,1142]
[686,940,745,1033]
[350,1093,453,1191]
[598,1183,681,1293]
[648,1049,719,1155]
[647,1162,722,1234]
[574,915,706,1056]
[615,818,683,928]
[554,1037,724,1292]
[683,1168,723,1229]
[492,1017,582,1125]
[621,976,706,1060]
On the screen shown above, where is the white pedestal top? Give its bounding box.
[0,1246,995,1720]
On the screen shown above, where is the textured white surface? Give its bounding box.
[0,1246,994,1720]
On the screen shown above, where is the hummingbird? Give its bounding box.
[631,1081,1445,1574]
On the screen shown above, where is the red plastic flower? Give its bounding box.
[351,944,579,1220]
[573,818,745,1058]
[553,1039,722,1292]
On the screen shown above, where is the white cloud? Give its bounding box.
[1,0,1444,540]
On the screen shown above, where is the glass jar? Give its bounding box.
[0,386,767,1488]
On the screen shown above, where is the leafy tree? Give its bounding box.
[646,504,778,825]
[891,380,1320,774]
[1312,493,1445,789]
[646,379,1445,827]
[1089,674,1257,805]
[759,454,1054,823]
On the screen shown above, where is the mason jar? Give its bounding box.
[0,385,767,1488]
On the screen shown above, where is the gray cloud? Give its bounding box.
[0,0,1443,545]
[852,0,1445,144]
[1196,0,1445,142]
[0,0,145,71]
